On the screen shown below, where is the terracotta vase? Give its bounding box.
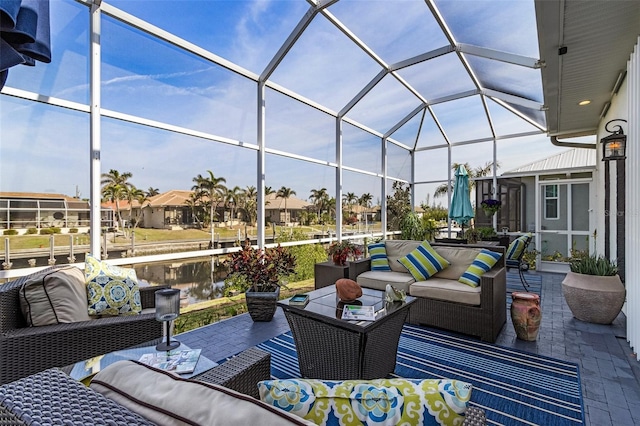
[510,292,541,341]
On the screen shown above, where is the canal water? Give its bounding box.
[134,257,231,308]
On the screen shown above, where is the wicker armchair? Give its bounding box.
[0,266,167,385]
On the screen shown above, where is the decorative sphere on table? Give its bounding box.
[335,278,362,302]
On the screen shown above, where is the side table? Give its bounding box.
[314,258,372,289]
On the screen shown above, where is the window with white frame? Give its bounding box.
[544,185,559,219]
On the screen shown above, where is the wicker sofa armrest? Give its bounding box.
[192,347,271,399]
[0,313,162,385]
[0,368,155,425]
[140,284,170,309]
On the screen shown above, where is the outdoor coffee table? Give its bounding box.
[278,286,415,380]
[66,341,217,383]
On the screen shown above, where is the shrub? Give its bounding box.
[40,227,61,235]
[26,228,38,235]
[569,254,618,276]
[476,226,497,239]
[3,229,18,236]
[69,228,79,234]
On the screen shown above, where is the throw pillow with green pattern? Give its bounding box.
[459,249,502,287]
[368,241,391,271]
[397,240,450,281]
[258,377,472,426]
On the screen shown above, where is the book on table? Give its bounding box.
[138,348,202,374]
[289,294,309,307]
[341,305,376,321]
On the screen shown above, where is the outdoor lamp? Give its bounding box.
[155,288,181,351]
[601,119,627,161]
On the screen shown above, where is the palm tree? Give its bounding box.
[359,192,373,227]
[433,162,498,198]
[125,186,146,230]
[342,192,358,217]
[146,187,160,197]
[191,170,226,226]
[241,186,258,225]
[310,188,328,222]
[185,192,203,227]
[276,186,296,224]
[101,169,133,229]
[224,186,243,227]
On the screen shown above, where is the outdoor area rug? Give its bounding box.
[507,271,542,308]
[256,323,584,425]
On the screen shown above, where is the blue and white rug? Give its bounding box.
[257,324,584,425]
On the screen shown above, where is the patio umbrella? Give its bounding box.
[449,165,474,233]
[0,0,51,89]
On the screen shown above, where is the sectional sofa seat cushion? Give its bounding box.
[90,360,315,426]
[258,377,473,426]
[410,278,482,306]
[19,266,90,326]
[357,270,415,293]
[398,241,451,281]
[85,255,142,316]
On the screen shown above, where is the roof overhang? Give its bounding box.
[535,0,640,137]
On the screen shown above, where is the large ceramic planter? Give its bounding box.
[245,287,280,322]
[561,272,625,324]
[510,292,541,341]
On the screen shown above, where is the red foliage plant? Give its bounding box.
[226,245,296,292]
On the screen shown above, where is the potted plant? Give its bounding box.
[224,244,296,322]
[562,254,625,324]
[327,240,362,266]
[480,199,501,217]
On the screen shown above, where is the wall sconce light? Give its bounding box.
[155,288,181,351]
[601,119,627,161]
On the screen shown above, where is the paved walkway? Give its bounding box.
[177,271,640,425]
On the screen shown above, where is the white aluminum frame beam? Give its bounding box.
[457,43,542,69]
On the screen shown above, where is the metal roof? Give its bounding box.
[502,148,596,176]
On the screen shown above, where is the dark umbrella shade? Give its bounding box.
[0,0,51,88]
[449,164,475,226]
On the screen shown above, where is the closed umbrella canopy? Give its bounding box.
[0,0,51,88]
[449,165,474,226]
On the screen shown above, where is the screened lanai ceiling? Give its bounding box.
[104,0,547,151]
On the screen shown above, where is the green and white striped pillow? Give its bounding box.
[459,249,502,287]
[368,242,391,271]
[397,241,450,281]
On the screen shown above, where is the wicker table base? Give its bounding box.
[279,287,415,380]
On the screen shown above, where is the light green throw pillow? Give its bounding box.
[85,255,142,316]
[459,249,502,287]
[397,241,450,281]
[258,377,472,426]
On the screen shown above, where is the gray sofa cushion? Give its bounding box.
[19,266,90,327]
[432,247,481,280]
[357,270,415,293]
[410,278,481,306]
[385,240,422,272]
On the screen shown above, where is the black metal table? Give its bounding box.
[278,286,415,380]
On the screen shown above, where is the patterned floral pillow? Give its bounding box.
[84,255,142,316]
[258,377,472,426]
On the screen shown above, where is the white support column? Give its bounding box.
[381,137,388,238]
[626,37,640,359]
[89,2,102,259]
[335,117,343,241]
[257,82,266,248]
[447,145,452,236]
[492,139,498,230]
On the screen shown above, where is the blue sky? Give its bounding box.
[0,0,586,205]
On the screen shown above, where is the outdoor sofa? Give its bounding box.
[0,348,487,425]
[355,240,507,342]
[0,265,167,385]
